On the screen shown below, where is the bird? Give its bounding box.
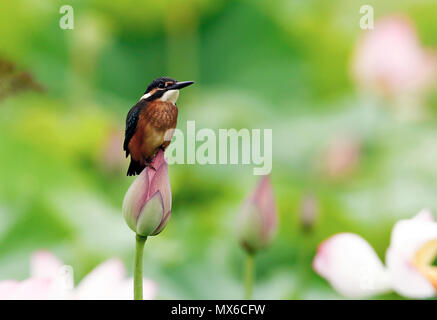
[123,77,194,176]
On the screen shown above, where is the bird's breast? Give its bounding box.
[143,101,178,130]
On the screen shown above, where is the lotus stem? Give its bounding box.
[244,253,255,300]
[134,234,147,300]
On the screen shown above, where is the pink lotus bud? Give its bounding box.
[322,135,361,179]
[352,15,437,99]
[237,176,277,254]
[122,151,172,237]
[300,194,319,232]
[100,128,126,174]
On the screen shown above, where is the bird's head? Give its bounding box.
[140,77,194,103]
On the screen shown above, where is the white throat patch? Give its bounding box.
[160,90,179,103]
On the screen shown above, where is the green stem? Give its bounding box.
[244,253,255,300]
[134,234,147,300]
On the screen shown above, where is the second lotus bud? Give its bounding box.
[237,176,278,254]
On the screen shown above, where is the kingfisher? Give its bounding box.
[123,77,194,176]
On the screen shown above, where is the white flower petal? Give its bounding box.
[117,278,157,300]
[313,233,391,298]
[414,209,434,222]
[73,258,157,300]
[0,281,19,300]
[2,278,55,300]
[386,211,437,298]
[30,250,63,279]
[2,252,158,300]
[73,259,126,300]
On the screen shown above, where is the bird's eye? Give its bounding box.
[158,83,165,89]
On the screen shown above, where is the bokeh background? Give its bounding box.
[1,0,437,299]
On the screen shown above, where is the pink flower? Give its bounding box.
[313,210,437,298]
[0,251,156,300]
[99,128,126,174]
[122,150,172,237]
[0,251,67,300]
[313,233,391,298]
[352,15,437,99]
[72,259,156,300]
[237,176,278,254]
[322,136,361,179]
[300,194,319,231]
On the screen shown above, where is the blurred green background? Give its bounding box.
[0,0,437,299]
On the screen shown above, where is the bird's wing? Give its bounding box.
[123,101,146,157]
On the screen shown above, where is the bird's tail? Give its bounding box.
[127,159,145,176]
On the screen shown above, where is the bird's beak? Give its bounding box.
[168,81,194,90]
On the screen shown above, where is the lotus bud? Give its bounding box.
[237,176,277,254]
[300,194,319,232]
[122,151,172,237]
[352,15,437,100]
[322,135,360,179]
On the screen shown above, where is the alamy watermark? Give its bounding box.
[59,5,74,30]
[165,121,272,175]
[360,5,374,30]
